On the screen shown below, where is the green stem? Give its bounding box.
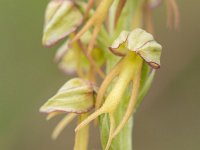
[74,114,89,150]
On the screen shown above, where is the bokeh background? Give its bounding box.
[0,0,200,150]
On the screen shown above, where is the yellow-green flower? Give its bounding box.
[42,0,84,47]
[40,78,97,150]
[75,28,162,150]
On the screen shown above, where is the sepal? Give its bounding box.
[110,28,162,69]
[40,78,97,114]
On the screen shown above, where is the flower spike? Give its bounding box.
[39,0,168,147]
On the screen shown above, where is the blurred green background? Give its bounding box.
[0,0,200,150]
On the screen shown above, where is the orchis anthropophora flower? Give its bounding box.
[75,28,162,150]
[42,0,84,47]
[40,78,97,150]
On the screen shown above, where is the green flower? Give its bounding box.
[75,28,162,150]
[40,78,97,114]
[42,0,84,47]
[40,78,97,150]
